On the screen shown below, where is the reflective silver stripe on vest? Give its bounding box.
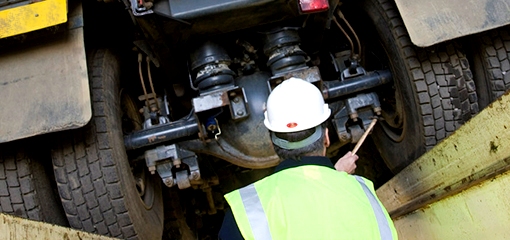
[355,175,394,240]
[239,184,273,240]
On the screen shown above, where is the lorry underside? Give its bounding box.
[1,0,510,239]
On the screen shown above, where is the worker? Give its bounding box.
[218,77,397,240]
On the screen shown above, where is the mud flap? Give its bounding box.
[394,0,510,47]
[0,27,90,143]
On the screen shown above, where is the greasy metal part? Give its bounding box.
[268,66,322,92]
[323,70,392,100]
[377,92,510,219]
[145,144,177,174]
[332,92,381,144]
[138,93,170,128]
[0,22,89,143]
[228,88,249,121]
[345,92,381,120]
[181,73,280,169]
[130,0,153,16]
[143,116,170,129]
[144,144,200,189]
[341,60,366,80]
[176,171,191,189]
[192,88,230,112]
[138,93,171,128]
[124,118,199,150]
[193,86,249,124]
[394,0,510,47]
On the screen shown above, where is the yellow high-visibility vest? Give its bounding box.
[225,165,398,240]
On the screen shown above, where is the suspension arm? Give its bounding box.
[323,69,392,100]
[124,118,199,150]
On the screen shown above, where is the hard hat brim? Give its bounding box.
[263,104,331,133]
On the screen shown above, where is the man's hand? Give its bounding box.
[334,151,359,174]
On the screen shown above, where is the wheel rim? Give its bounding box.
[378,72,406,142]
[365,43,407,143]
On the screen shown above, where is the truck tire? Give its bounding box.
[51,49,164,239]
[0,142,67,226]
[471,27,510,109]
[361,0,479,173]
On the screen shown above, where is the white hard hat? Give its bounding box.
[264,77,331,133]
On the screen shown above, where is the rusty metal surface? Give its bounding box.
[0,26,90,143]
[0,213,114,239]
[394,0,510,47]
[192,90,231,113]
[376,91,510,218]
[393,170,510,239]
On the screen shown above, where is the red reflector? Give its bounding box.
[287,122,298,128]
[299,0,329,13]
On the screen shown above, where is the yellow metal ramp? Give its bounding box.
[0,213,116,239]
[377,91,510,239]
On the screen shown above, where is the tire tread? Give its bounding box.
[52,50,138,238]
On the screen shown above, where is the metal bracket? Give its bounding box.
[130,0,153,16]
[341,64,367,80]
[332,92,382,144]
[144,144,200,189]
[267,66,323,91]
[192,86,249,140]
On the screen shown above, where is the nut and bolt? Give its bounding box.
[340,133,351,141]
[163,178,174,186]
[374,107,382,115]
[350,113,358,121]
[189,172,200,180]
[148,166,156,175]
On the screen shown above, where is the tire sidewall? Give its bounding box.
[362,0,425,172]
[95,49,164,239]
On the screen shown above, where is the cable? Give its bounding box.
[138,53,150,107]
[337,9,362,58]
[146,56,160,110]
[332,16,355,59]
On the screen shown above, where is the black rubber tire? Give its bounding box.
[471,27,510,109]
[0,141,67,226]
[51,49,164,239]
[361,0,479,173]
